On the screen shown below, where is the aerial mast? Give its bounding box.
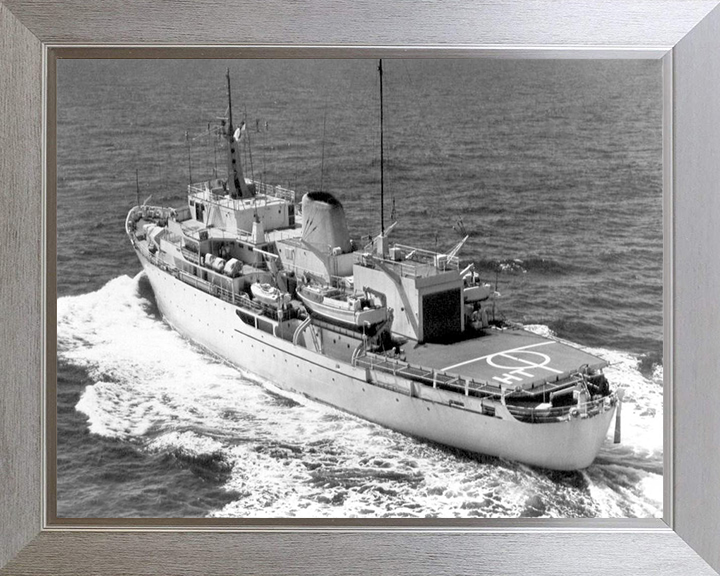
[225,69,251,199]
[226,69,234,133]
[379,59,385,236]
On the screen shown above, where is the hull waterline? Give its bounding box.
[138,251,615,471]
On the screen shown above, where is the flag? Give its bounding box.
[233,121,246,142]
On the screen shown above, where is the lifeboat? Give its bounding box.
[462,271,495,302]
[250,283,290,308]
[463,283,493,302]
[297,284,388,328]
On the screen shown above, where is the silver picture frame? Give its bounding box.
[1,1,719,574]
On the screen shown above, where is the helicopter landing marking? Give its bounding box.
[487,347,563,385]
[441,341,556,372]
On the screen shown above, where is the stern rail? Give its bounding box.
[353,350,616,423]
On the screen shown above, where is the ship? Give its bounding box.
[125,66,620,471]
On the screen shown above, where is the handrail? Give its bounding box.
[252,180,301,204]
[135,240,285,318]
[131,204,177,223]
[280,256,354,288]
[394,243,461,264]
[355,351,504,397]
[353,348,616,423]
[180,247,201,264]
[187,179,301,206]
[355,251,460,279]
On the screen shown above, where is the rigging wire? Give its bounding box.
[207,122,217,178]
[261,118,267,186]
[211,122,218,178]
[243,106,256,184]
[185,131,193,185]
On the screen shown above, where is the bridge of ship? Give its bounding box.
[362,328,607,397]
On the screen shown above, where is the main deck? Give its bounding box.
[401,327,605,391]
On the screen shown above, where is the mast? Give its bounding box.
[225,69,251,199]
[379,59,385,235]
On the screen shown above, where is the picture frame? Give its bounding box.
[2,1,720,574]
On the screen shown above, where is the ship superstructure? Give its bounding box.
[125,68,619,471]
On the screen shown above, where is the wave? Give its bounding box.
[146,432,234,478]
[474,256,589,276]
[523,324,663,518]
[58,275,662,518]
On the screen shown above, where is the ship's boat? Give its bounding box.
[462,271,494,302]
[463,283,493,302]
[124,65,621,471]
[297,284,388,328]
[251,283,290,308]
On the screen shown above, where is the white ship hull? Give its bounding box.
[138,251,615,470]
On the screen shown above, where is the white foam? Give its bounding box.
[638,474,663,509]
[61,274,269,439]
[147,431,225,458]
[60,283,663,518]
[524,323,663,518]
[523,324,663,459]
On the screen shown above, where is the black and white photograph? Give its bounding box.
[56,58,663,519]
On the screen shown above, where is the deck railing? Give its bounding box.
[180,247,201,265]
[394,244,460,268]
[355,247,460,279]
[136,241,285,318]
[187,180,301,205]
[132,204,177,222]
[252,181,301,204]
[354,351,504,398]
[354,350,615,423]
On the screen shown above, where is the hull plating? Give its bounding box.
[138,252,615,470]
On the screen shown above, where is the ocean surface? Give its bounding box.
[56,59,663,518]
